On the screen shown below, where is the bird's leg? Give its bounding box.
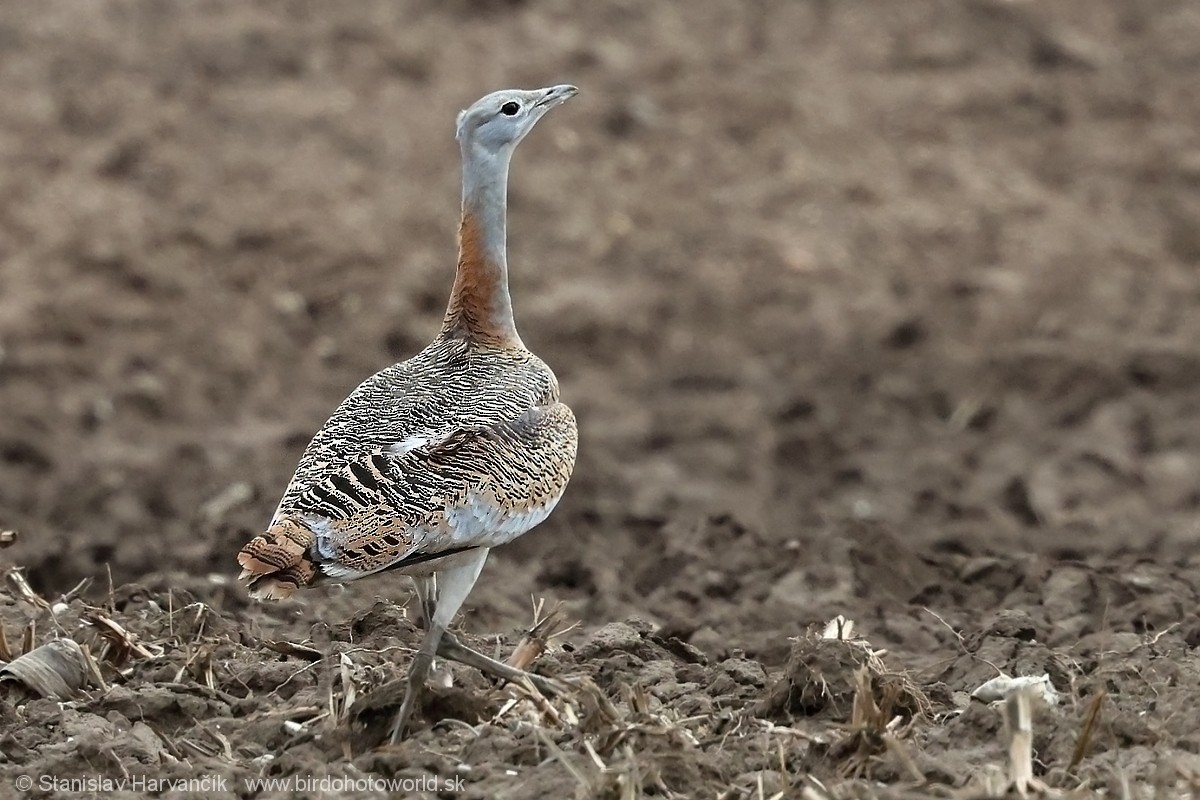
[437,631,567,697]
[411,574,437,630]
[390,575,439,742]
[389,626,440,743]
[389,549,489,743]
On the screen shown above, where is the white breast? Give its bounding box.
[444,488,566,549]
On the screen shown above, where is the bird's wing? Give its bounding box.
[237,402,577,597]
[270,341,555,515]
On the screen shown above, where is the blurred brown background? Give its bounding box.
[2,0,1200,650]
[5,1,1200,793]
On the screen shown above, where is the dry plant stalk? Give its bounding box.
[80,643,108,691]
[338,653,358,722]
[836,649,931,783]
[178,642,217,689]
[58,577,92,605]
[537,726,641,800]
[1006,686,1034,794]
[575,675,623,731]
[21,621,35,655]
[1004,685,1052,797]
[263,639,323,661]
[851,667,882,729]
[534,727,596,796]
[883,733,926,784]
[509,676,563,727]
[1068,691,1105,772]
[5,568,49,610]
[81,607,158,665]
[625,682,652,717]
[800,778,835,800]
[506,597,577,671]
[0,622,12,662]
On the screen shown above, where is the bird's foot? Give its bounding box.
[437,631,569,697]
[387,689,418,744]
[388,650,433,744]
[519,671,570,698]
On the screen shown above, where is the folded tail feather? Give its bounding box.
[236,517,318,600]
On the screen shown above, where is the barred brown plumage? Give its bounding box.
[235,84,581,741]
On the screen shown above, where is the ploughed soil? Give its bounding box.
[3,0,1200,797]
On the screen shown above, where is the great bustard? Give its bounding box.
[237,85,580,741]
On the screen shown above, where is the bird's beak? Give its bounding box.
[535,84,579,109]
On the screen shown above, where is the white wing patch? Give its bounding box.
[301,514,368,579]
[388,436,430,456]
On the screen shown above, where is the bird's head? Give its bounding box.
[456,84,578,155]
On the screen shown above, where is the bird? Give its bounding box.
[236,84,580,741]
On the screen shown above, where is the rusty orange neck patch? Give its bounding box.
[442,212,520,346]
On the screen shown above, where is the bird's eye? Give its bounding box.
[500,102,520,116]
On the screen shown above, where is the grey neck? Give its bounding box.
[442,141,520,344]
[461,143,512,266]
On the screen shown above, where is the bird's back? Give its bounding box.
[279,335,559,514]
